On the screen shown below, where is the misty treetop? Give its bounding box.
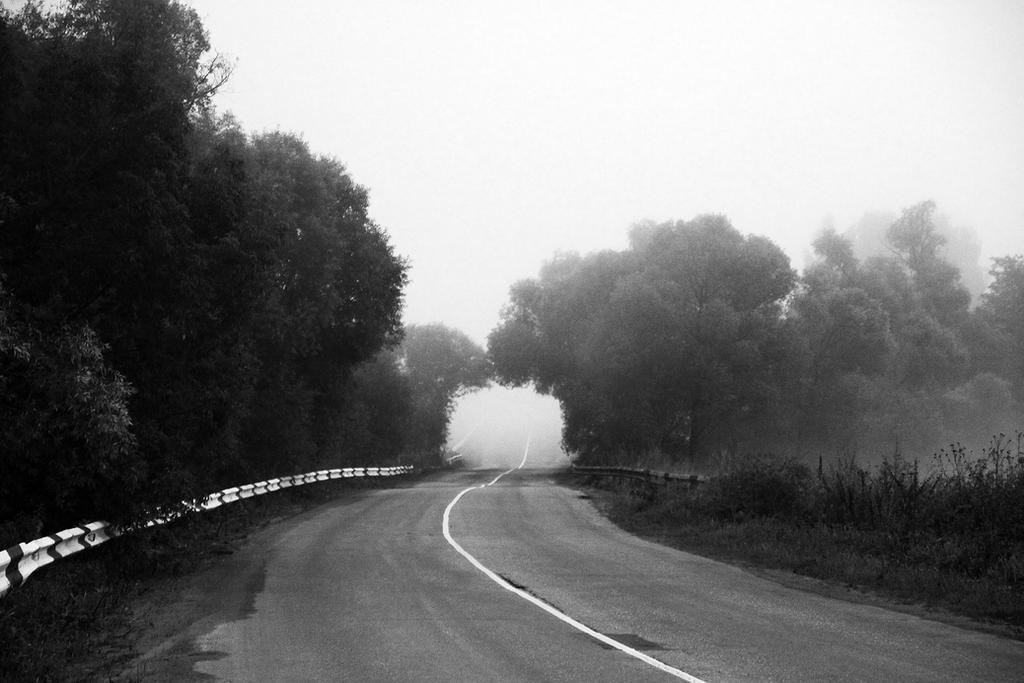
[307,323,489,472]
[490,215,797,461]
[490,204,1023,465]
[0,1,481,547]
[396,323,490,457]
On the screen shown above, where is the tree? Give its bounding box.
[809,227,858,283]
[0,1,408,518]
[940,372,1020,446]
[975,255,1024,398]
[788,229,897,451]
[784,203,1014,456]
[239,131,407,478]
[0,0,240,505]
[0,280,140,545]
[887,201,946,274]
[490,216,795,464]
[332,350,413,465]
[401,324,490,461]
[886,200,971,327]
[616,217,795,461]
[489,250,636,459]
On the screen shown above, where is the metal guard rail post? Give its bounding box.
[570,464,707,487]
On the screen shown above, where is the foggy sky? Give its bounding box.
[448,386,565,469]
[58,1,1024,343]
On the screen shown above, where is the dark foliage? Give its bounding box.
[0,1,462,548]
[399,323,491,460]
[0,283,140,542]
[490,202,1022,465]
[489,216,797,463]
[328,324,489,468]
[695,455,814,521]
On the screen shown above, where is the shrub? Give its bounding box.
[0,285,141,547]
[696,454,814,521]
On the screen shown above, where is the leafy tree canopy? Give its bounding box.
[490,215,795,462]
[0,0,409,537]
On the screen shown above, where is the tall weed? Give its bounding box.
[603,432,1024,627]
[697,454,815,521]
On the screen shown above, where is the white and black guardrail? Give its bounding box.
[0,465,413,599]
[570,464,708,487]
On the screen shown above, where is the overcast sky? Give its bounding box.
[123,2,1024,341]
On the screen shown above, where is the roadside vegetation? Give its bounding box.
[489,207,1024,469]
[590,434,1024,635]
[0,0,488,552]
[2,0,1023,677]
[0,475,421,681]
[0,3,488,677]
[489,116,1023,626]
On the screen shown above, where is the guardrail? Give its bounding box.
[0,465,413,600]
[570,464,708,487]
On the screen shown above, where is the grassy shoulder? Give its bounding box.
[577,441,1024,640]
[0,474,421,682]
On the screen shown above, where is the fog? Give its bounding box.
[447,386,565,469]
[176,0,1024,345]
[839,211,989,303]
[7,0,1017,467]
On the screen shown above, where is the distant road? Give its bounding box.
[150,466,1022,682]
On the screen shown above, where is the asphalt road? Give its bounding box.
[161,460,1024,682]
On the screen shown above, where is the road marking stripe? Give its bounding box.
[442,438,704,682]
[516,431,531,469]
[450,422,480,451]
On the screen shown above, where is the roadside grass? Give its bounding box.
[589,433,1024,636]
[0,475,414,682]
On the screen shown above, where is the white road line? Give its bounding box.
[442,437,704,683]
[517,430,531,469]
[483,432,531,486]
[450,422,480,451]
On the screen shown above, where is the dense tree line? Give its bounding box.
[0,1,484,546]
[490,204,1024,465]
[344,324,490,463]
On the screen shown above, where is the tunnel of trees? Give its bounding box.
[0,1,488,546]
[489,207,1024,466]
[3,0,1022,548]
